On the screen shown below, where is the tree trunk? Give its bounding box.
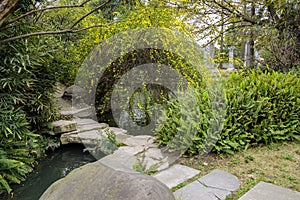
[219,9,224,69]
[249,2,255,68]
[241,2,247,68]
[0,0,19,27]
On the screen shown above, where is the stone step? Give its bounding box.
[108,127,128,135]
[174,169,240,200]
[198,169,240,192]
[76,123,108,133]
[99,151,138,173]
[74,118,99,126]
[142,147,169,171]
[78,130,103,145]
[153,164,200,189]
[174,181,223,200]
[238,181,300,200]
[59,119,130,146]
[97,134,168,173]
[123,135,155,147]
[60,107,94,118]
[60,131,80,144]
[51,120,77,135]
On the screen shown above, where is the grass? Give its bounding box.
[175,141,300,199]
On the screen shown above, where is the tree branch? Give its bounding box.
[6,0,92,25]
[0,21,123,45]
[200,24,250,46]
[211,0,257,25]
[70,0,111,29]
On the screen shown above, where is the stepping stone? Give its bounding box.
[143,156,169,172]
[74,118,99,126]
[238,181,300,200]
[144,147,164,160]
[99,151,138,173]
[78,130,102,141]
[76,123,108,132]
[51,120,76,134]
[131,147,169,172]
[114,146,146,155]
[174,169,240,200]
[174,180,232,200]
[60,107,93,118]
[153,164,200,188]
[60,130,103,145]
[198,169,240,192]
[115,133,132,144]
[124,135,155,147]
[174,181,220,200]
[109,127,128,135]
[60,131,80,144]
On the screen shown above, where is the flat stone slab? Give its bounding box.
[135,147,169,171]
[78,130,102,141]
[143,147,164,160]
[144,156,169,172]
[174,180,232,200]
[124,135,155,147]
[153,164,200,188]
[174,169,240,200]
[74,118,99,126]
[140,148,169,171]
[76,123,108,132]
[60,130,103,145]
[205,185,232,200]
[115,133,132,144]
[99,152,138,173]
[238,181,300,200]
[114,146,146,156]
[198,169,240,192]
[60,107,93,118]
[174,181,219,200]
[109,127,128,135]
[51,120,76,134]
[60,131,79,144]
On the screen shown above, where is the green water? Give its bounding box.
[8,144,101,200]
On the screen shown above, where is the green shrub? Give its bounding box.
[217,69,300,154]
[0,21,61,194]
[155,87,216,156]
[155,69,300,155]
[0,105,41,194]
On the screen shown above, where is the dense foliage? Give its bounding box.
[155,69,300,155]
[0,11,60,196]
[171,0,300,71]
[0,0,299,195]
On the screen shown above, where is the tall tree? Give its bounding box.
[165,0,300,70]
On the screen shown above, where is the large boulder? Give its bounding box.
[40,161,175,200]
[62,85,87,100]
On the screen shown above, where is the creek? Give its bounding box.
[10,144,102,200]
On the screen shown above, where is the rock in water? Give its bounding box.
[40,161,175,200]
